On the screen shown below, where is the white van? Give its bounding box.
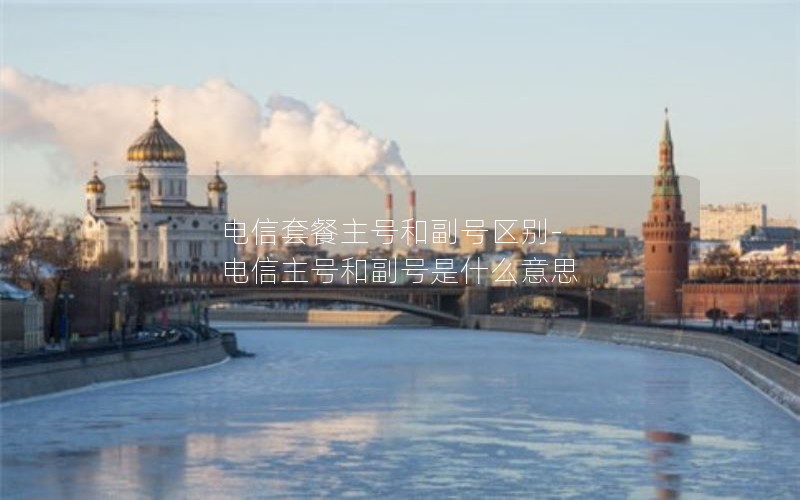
[755,319,780,334]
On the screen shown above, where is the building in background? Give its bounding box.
[732,226,800,254]
[699,203,766,240]
[561,225,626,237]
[545,229,634,259]
[0,280,44,357]
[767,215,798,228]
[81,101,235,280]
[458,228,496,254]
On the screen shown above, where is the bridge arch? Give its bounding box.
[143,288,462,326]
[488,287,622,318]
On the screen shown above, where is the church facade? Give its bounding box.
[81,102,235,281]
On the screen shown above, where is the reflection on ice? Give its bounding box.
[186,413,382,463]
[646,430,691,500]
[2,327,798,499]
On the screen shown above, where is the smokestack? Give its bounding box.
[385,192,394,250]
[409,189,417,247]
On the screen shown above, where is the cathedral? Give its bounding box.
[81,100,235,280]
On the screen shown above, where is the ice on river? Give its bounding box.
[2,325,799,498]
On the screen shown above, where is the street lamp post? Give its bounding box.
[586,286,593,322]
[57,293,75,351]
[202,290,212,326]
[112,288,129,346]
[191,290,199,326]
[160,289,173,328]
[197,290,210,325]
[676,288,684,328]
[112,289,122,344]
[551,278,558,318]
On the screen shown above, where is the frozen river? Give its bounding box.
[2,325,799,498]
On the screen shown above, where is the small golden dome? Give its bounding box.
[207,162,227,192]
[127,102,186,163]
[86,169,105,194]
[128,168,151,190]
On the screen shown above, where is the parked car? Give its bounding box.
[755,319,780,334]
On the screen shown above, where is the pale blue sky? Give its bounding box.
[1,1,798,222]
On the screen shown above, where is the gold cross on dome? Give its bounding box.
[152,96,160,117]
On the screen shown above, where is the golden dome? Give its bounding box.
[128,168,151,190]
[207,162,227,192]
[85,168,105,193]
[126,104,186,163]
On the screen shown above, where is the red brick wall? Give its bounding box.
[682,283,799,319]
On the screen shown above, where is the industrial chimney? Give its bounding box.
[408,189,417,247]
[385,192,394,250]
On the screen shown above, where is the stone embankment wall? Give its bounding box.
[1,338,228,402]
[467,315,800,416]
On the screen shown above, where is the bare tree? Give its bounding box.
[2,201,54,293]
[577,257,609,288]
[96,250,127,280]
[2,202,83,290]
[782,288,799,328]
[699,245,739,281]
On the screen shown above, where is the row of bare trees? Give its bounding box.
[2,202,83,294]
[1,201,130,339]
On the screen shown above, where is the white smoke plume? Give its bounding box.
[0,67,412,190]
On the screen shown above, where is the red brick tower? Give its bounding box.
[643,109,691,319]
